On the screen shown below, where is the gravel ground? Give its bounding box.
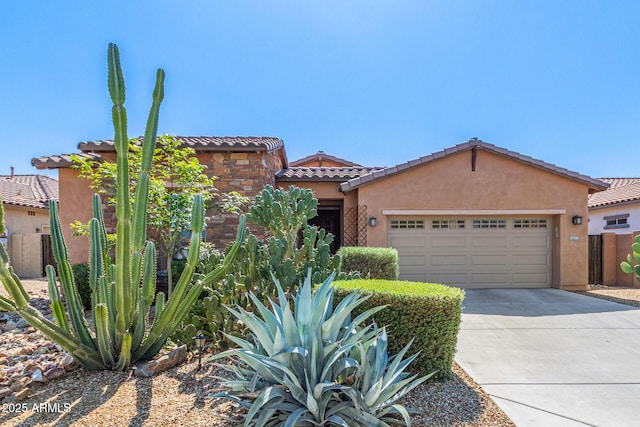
[1,279,515,426]
[574,284,640,308]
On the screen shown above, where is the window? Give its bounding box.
[27,211,36,216]
[432,219,465,229]
[604,214,629,229]
[472,219,506,229]
[390,219,425,229]
[514,219,547,229]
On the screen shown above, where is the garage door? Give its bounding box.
[388,216,551,288]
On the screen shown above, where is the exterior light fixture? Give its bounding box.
[194,333,207,372]
[369,217,377,227]
[572,215,583,225]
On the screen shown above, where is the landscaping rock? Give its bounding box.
[0,387,11,399]
[14,388,30,401]
[134,345,188,377]
[31,369,44,383]
[44,367,66,381]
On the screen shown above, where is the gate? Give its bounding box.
[41,234,55,276]
[588,234,602,284]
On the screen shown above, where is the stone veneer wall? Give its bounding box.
[203,150,283,248]
[100,149,284,255]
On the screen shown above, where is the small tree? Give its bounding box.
[72,134,217,296]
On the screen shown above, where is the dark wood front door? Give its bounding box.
[309,205,342,254]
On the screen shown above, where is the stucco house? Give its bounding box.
[588,178,640,234]
[33,137,607,290]
[0,171,58,277]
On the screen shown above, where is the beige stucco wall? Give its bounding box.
[58,167,94,264]
[353,150,591,290]
[3,204,50,235]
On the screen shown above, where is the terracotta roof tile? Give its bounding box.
[33,136,284,169]
[290,151,363,167]
[31,153,102,170]
[276,167,381,182]
[588,178,640,208]
[340,138,609,193]
[0,175,58,209]
[77,136,284,152]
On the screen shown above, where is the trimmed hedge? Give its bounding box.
[338,246,399,280]
[333,279,464,382]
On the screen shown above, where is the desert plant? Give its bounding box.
[211,273,431,426]
[171,185,358,349]
[621,234,640,281]
[0,43,245,370]
[71,134,218,297]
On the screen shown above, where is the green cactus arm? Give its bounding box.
[49,200,95,348]
[89,218,104,292]
[0,241,29,309]
[131,298,147,354]
[46,265,70,332]
[141,241,157,309]
[131,68,164,289]
[115,332,132,371]
[94,304,116,367]
[0,295,16,311]
[92,194,111,283]
[169,282,204,336]
[140,326,173,361]
[155,292,165,320]
[134,200,204,358]
[108,43,133,336]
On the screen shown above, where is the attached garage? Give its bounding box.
[278,139,608,291]
[387,215,551,288]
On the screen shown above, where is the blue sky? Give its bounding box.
[2,1,639,178]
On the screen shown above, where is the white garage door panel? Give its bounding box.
[389,216,551,288]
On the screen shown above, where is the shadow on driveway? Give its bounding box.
[462,288,639,317]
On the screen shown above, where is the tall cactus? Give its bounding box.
[0,43,245,370]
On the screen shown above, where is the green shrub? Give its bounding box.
[211,273,430,426]
[333,279,464,382]
[339,246,399,280]
[71,263,91,310]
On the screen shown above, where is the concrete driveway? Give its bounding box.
[455,289,640,427]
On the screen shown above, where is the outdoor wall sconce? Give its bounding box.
[369,217,377,227]
[194,334,207,372]
[572,215,583,225]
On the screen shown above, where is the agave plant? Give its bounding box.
[211,273,431,426]
[0,43,245,370]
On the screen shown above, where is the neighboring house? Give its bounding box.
[0,171,58,278]
[33,137,607,290]
[588,178,640,234]
[587,178,640,287]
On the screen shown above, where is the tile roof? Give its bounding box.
[290,151,363,167]
[0,175,59,209]
[276,167,382,182]
[588,178,640,208]
[77,136,284,153]
[33,136,285,169]
[32,153,102,170]
[340,138,610,193]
